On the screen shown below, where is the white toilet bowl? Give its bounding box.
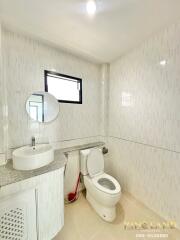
[80,148,121,222]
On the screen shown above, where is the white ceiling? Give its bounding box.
[0,0,180,63]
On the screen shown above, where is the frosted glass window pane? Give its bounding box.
[45,72,82,103]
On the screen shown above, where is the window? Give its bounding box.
[44,70,82,104]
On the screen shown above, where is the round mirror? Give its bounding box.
[26,91,59,123]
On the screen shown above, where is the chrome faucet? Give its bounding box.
[31,136,36,148]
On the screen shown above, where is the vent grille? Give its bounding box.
[0,207,26,240]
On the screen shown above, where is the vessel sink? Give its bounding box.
[12,144,54,170]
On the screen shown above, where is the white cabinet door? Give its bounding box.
[0,189,37,240]
[37,169,64,240]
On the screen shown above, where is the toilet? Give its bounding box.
[80,147,121,222]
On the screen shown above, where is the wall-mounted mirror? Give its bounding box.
[26,91,59,123]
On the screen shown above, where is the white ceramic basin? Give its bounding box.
[12,144,54,170]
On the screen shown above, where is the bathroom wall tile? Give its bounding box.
[2,29,102,150]
[99,64,110,136]
[6,136,104,160]
[0,24,3,153]
[109,21,180,152]
[107,137,180,228]
[0,153,6,166]
[108,20,180,228]
[51,136,105,150]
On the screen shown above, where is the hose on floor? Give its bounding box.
[64,158,81,204]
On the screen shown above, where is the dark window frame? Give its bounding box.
[44,70,82,104]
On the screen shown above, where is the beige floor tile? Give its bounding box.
[90,227,117,240]
[54,191,180,240]
[53,208,83,240]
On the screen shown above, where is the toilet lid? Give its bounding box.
[87,148,104,177]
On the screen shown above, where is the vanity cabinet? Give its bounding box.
[0,189,37,240]
[37,169,64,240]
[0,168,64,240]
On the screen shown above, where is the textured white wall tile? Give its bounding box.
[100,64,110,136]
[51,136,104,150]
[2,29,102,149]
[0,24,3,153]
[107,137,180,228]
[109,21,180,227]
[109,22,180,152]
[0,153,6,166]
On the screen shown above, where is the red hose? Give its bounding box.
[67,173,81,202]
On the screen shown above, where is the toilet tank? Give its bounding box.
[80,149,90,176]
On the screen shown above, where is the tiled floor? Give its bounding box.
[54,191,180,240]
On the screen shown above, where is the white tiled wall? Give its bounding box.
[108,21,180,227]
[0,23,3,154]
[2,29,102,151]
[100,64,110,137]
[1,19,180,228]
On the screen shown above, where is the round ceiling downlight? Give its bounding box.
[86,0,96,16]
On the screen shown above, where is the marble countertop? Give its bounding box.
[0,151,66,188]
[0,141,105,188]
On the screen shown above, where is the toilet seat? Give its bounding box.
[92,173,121,195]
[86,148,121,195]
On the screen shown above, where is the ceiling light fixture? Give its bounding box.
[86,0,96,16]
[160,60,167,66]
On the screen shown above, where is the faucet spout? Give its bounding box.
[31,136,36,148]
